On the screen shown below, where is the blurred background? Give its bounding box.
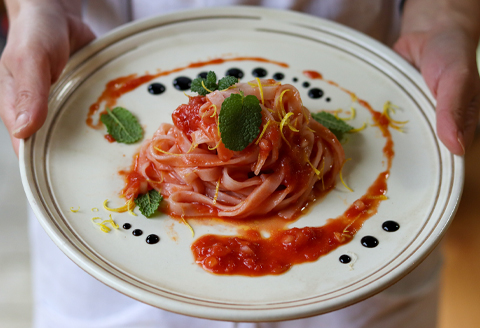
[0,2,479,327]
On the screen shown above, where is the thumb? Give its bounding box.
[394,32,480,155]
[11,52,51,139]
[5,11,95,140]
[67,15,96,55]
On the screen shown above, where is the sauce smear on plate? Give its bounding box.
[88,60,396,276]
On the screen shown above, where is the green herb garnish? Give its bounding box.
[191,71,238,95]
[100,107,143,144]
[218,76,238,90]
[134,190,163,218]
[311,111,354,140]
[219,91,262,151]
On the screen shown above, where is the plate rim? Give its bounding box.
[19,6,464,322]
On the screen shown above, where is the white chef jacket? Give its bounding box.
[82,0,402,46]
[30,1,442,327]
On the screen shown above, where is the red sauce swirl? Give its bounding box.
[89,60,395,276]
[191,70,394,276]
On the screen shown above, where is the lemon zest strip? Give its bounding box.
[389,123,405,133]
[383,101,409,126]
[342,107,356,121]
[202,104,217,119]
[92,215,119,233]
[333,109,342,119]
[219,85,236,91]
[306,156,321,177]
[209,104,217,118]
[213,177,221,205]
[201,80,214,93]
[255,78,265,106]
[103,199,129,213]
[154,147,181,156]
[92,217,110,233]
[368,195,388,200]
[70,206,80,213]
[288,117,299,132]
[181,216,195,237]
[104,214,120,229]
[279,112,294,147]
[201,108,209,119]
[349,122,367,133]
[208,142,220,151]
[343,214,360,234]
[385,111,408,124]
[92,208,99,212]
[187,143,198,154]
[255,120,271,145]
[339,158,353,192]
[147,176,163,185]
[127,199,137,216]
[277,89,290,119]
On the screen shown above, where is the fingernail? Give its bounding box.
[457,131,465,155]
[13,112,31,135]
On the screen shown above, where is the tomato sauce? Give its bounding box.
[192,171,390,276]
[191,70,394,276]
[172,96,207,141]
[89,58,395,276]
[86,56,288,130]
[104,134,116,143]
[120,155,148,201]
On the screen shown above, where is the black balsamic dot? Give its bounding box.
[382,221,400,232]
[132,229,143,237]
[302,82,310,88]
[198,71,208,79]
[172,76,192,91]
[146,234,160,244]
[252,67,267,78]
[339,255,351,264]
[308,88,324,99]
[272,72,285,81]
[122,223,132,230]
[361,236,379,248]
[326,97,331,102]
[292,77,298,82]
[225,68,244,79]
[147,83,166,95]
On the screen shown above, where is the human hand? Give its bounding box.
[394,0,480,156]
[0,0,95,156]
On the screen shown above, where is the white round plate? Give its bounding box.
[20,7,463,322]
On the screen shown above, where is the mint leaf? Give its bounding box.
[311,111,353,140]
[191,72,238,95]
[190,78,208,96]
[191,71,218,96]
[205,71,217,90]
[218,76,238,90]
[134,190,162,218]
[219,92,262,151]
[100,107,143,144]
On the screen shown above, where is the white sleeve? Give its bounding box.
[82,0,131,37]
